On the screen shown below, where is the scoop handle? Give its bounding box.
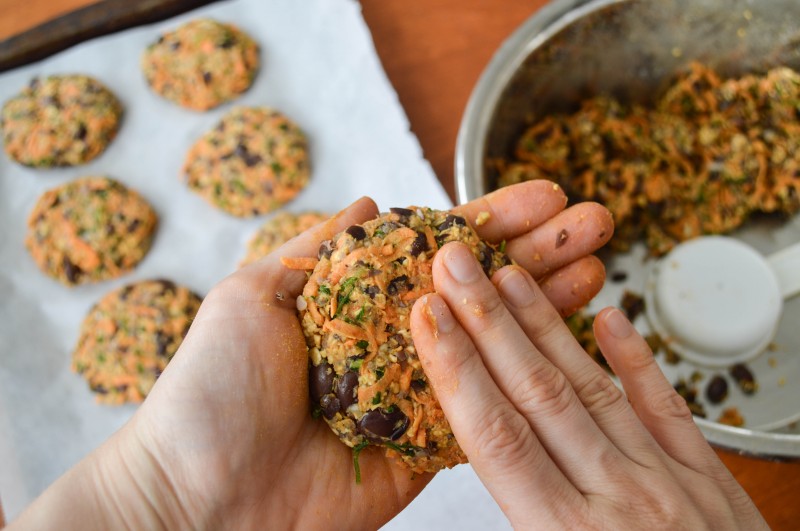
[767,241,800,299]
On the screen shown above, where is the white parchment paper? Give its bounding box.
[0,0,510,527]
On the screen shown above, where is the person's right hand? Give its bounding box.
[410,243,768,530]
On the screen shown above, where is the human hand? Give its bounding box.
[11,181,613,530]
[410,243,768,530]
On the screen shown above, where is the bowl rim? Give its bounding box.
[453,0,800,460]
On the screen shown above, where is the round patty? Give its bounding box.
[299,207,511,473]
[73,279,202,404]
[1,74,122,167]
[26,176,158,286]
[141,19,259,111]
[240,211,329,267]
[182,106,310,217]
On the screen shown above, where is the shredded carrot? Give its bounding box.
[358,364,401,405]
[324,319,369,341]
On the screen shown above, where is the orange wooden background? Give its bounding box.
[0,0,799,528]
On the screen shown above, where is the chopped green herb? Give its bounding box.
[374,229,385,237]
[271,162,283,174]
[311,406,322,419]
[350,359,364,370]
[336,276,359,315]
[355,305,366,322]
[372,392,382,405]
[384,441,416,457]
[352,441,370,484]
[376,368,385,380]
[385,405,395,413]
[356,340,369,349]
[499,240,507,253]
[319,284,331,295]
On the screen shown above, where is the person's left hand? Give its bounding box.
[11,181,612,530]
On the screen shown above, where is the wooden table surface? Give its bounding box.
[1,0,799,528]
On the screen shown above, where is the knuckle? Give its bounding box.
[511,362,576,419]
[643,387,694,424]
[574,371,627,415]
[472,406,537,466]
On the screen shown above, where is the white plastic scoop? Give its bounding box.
[644,236,800,367]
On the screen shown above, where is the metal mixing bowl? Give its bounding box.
[456,0,800,458]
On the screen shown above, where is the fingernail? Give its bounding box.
[425,295,456,334]
[605,308,633,339]
[497,268,536,308]
[444,244,482,284]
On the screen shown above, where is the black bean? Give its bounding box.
[155,279,177,294]
[346,225,367,240]
[336,371,359,410]
[75,123,87,140]
[390,207,414,217]
[202,72,212,85]
[611,271,629,283]
[478,246,494,275]
[389,333,407,347]
[320,395,341,419]
[729,363,757,395]
[620,291,645,322]
[63,258,81,284]
[155,331,170,357]
[705,375,728,404]
[436,214,466,231]
[556,229,569,249]
[309,362,334,403]
[410,379,426,392]
[409,231,429,257]
[119,285,134,300]
[365,285,381,299]
[219,34,237,48]
[358,408,409,441]
[387,275,410,295]
[318,240,334,260]
[233,144,262,167]
[128,219,141,232]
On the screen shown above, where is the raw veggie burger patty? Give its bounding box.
[141,19,259,111]
[183,106,310,217]
[1,75,122,167]
[25,176,157,286]
[299,207,511,473]
[241,211,329,267]
[73,279,202,404]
